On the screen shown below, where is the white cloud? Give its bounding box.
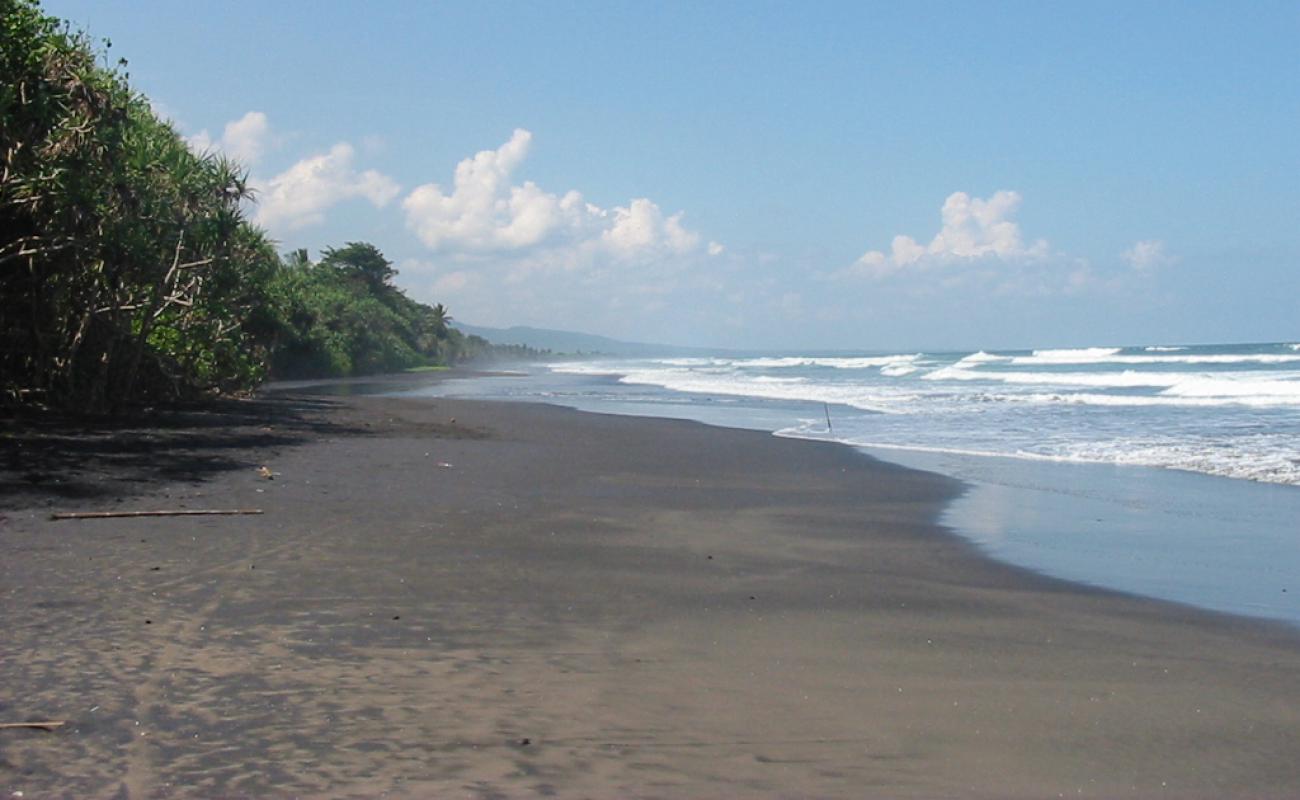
[403,129,546,249]
[1122,239,1176,272]
[602,198,699,256]
[849,190,1049,279]
[221,111,272,166]
[186,111,273,166]
[402,129,710,261]
[188,112,400,233]
[253,143,401,232]
[179,122,736,342]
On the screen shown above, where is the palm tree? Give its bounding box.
[428,303,452,338]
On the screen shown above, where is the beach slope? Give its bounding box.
[3,393,1299,798]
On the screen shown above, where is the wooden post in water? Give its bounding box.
[824,403,833,434]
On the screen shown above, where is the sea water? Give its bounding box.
[399,341,1300,626]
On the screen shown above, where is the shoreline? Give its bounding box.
[410,368,1300,627]
[4,387,1300,797]
[863,443,1300,628]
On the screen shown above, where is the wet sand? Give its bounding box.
[3,390,1300,798]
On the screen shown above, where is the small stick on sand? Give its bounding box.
[0,721,66,730]
[50,509,263,521]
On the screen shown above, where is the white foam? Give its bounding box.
[1010,352,1300,366]
[542,349,1300,486]
[773,431,1300,486]
[655,357,728,367]
[923,367,1300,404]
[956,350,1012,365]
[549,361,629,376]
[1159,375,1300,400]
[1056,438,1300,485]
[1029,347,1123,360]
[774,433,1078,464]
[614,368,918,413]
[1013,392,1300,409]
[617,367,1298,412]
[750,375,807,385]
[924,366,1179,387]
[730,354,922,370]
[880,363,920,377]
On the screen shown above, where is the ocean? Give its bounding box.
[399,340,1300,626]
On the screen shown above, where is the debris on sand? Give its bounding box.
[50,509,264,520]
[0,722,65,731]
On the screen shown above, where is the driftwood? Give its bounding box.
[0,721,66,730]
[50,509,263,521]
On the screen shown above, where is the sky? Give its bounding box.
[47,0,1300,351]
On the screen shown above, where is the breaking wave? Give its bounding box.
[1010,352,1300,366]
[1030,347,1123,360]
[728,354,922,370]
[955,350,1013,365]
[543,341,1300,484]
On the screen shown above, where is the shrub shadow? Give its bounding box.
[0,394,366,510]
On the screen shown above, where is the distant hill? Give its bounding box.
[453,324,715,357]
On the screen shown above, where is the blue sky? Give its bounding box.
[49,0,1299,350]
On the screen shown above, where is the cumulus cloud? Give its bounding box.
[253,143,401,231]
[402,129,709,261]
[183,112,400,233]
[403,129,547,249]
[602,198,699,256]
[186,111,273,166]
[848,190,1049,279]
[1122,239,1176,272]
[391,131,743,341]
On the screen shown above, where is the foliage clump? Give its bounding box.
[2,0,278,410]
[1,1,529,412]
[265,243,475,378]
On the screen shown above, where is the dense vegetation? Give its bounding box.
[1,0,523,413]
[265,243,492,378]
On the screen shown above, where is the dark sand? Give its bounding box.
[3,388,1300,798]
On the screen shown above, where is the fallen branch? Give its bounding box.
[50,509,263,521]
[0,721,66,731]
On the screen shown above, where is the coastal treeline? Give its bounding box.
[265,243,488,378]
[0,0,519,412]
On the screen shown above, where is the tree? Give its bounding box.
[318,242,396,294]
[3,1,531,404]
[265,245,425,378]
[1,0,277,410]
[428,303,452,337]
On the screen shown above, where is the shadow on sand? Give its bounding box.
[0,394,365,510]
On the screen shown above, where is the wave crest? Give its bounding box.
[956,350,1012,365]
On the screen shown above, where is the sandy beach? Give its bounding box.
[3,385,1300,798]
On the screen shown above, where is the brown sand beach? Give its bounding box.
[3,381,1300,798]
